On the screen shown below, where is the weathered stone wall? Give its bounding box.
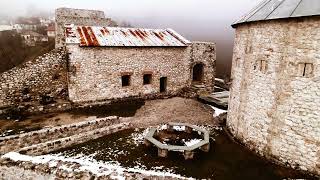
[0,159,178,180]
[55,8,117,48]
[0,166,55,180]
[66,42,216,103]
[188,42,216,90]
[0,116,120,154]
[0,48,69,115]
[19,122,131,155]
[227,17,320,175]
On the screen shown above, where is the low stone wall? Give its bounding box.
[19,122,131,155]
[0,47,69,116]
[0,116,120,154]
[0,159,177,180]
[0,165,55,180]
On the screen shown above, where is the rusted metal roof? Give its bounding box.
[232,0,320,27]
[65,25,191,47]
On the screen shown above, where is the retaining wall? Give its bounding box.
[19,122,131,155]
[0,116,120,154]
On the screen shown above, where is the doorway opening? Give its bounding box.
[192,63,204,83]
[160,77,167,93]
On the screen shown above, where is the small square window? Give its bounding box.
[122,75,131,87]
[143,74,152,85]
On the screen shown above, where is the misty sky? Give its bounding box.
[0,0,260,77]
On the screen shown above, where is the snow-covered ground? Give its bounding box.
[2,152,193,180]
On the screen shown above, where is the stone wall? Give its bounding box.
[227,17,320,175]
[0,158,178,180]
[0,48,69,115]
[55,8,117,48]
[188,42,216,89]
[66,42,216,104]
[19,122,131,155]
[0,116,120,154]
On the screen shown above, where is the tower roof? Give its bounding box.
[232,0,320,27]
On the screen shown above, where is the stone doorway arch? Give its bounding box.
[192,63,204,83]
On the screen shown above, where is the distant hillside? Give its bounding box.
[0,31,54,74]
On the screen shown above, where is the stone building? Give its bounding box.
[21,31,49,46]
[0,8,215,114]
[55,8,117,48]
[227,0,320,175]
[65,25,216,104]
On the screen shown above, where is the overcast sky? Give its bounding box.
[0,0,260,77]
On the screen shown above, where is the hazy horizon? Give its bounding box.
[0,0,260,77]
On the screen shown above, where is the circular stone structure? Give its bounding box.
[228,0,320,176]
[144,123,210,160]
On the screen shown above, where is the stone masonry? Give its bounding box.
[227,17,320,175]
[0,116,121,154]
[55,8,117,48]
[0,7,216,116]
[67,42,216,104]
[0,48,69,115]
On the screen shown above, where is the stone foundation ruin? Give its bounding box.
[144,123,210,160]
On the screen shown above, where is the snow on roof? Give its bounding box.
[65,25,191,47]
[233,0,320,27]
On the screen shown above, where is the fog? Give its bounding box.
[0,0,260,77]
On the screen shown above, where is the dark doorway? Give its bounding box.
[160,77,167,93]
[192,63,204,82]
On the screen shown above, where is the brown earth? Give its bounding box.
[0,113,91,136]
[0,97,215,136]
[125,97,215,128]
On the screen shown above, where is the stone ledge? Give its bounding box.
[0,116,120,154]
[18,122,131,155]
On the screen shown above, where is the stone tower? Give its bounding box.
[55,8,117,48]
[228,0,320,175]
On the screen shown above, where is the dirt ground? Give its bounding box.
[0,97,216,136]
[125,97,216,128]
[0,113,91,136]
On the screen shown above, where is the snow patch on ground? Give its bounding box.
[130,128,149,146]
[183,139,202,147]
[2,152,192,179]
[210,106,227,117]
[173,125,185,131]
[158,124,167,130]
